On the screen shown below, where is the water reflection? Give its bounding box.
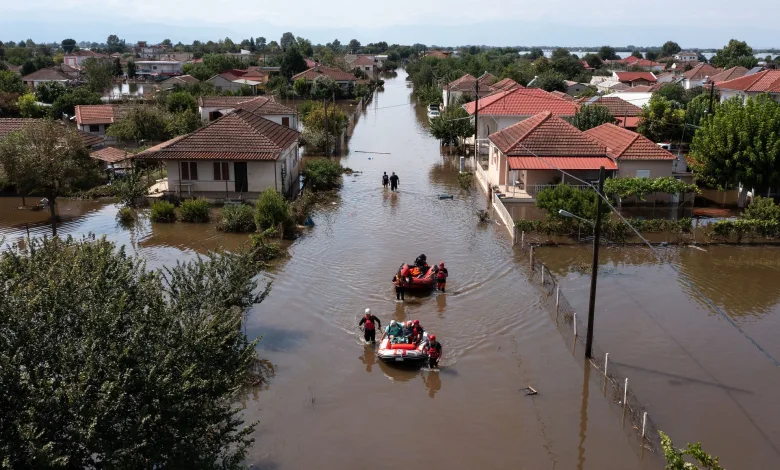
[436,293,447,315]
[359,344,377,373]
[421,370,441,398]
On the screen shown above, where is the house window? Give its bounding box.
[636,170,651,178]
[215,86,222,92]
[281,117,290,127]
[153,65,157,70]
[213,162,229,181]
[181,161,198,180]
[89,124,100,132]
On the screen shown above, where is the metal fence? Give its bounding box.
[526,244,661,454]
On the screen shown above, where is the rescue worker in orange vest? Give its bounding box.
[410,319,425,344]
[436,262,448,292]
[358,308,382,344]
[424,334,442,369]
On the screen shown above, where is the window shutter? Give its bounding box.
[222,162,229,180]
[181,161,190,180]
[213,162,221,180]
[190,162,198,180]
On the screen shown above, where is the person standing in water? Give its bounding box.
[358,308,382,344]
[392,273,405,301]
[424,334,442,369]
[382,172,389,189]
[389,172,399,191]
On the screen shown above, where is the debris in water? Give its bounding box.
[519,385,538,396]
[438,194,454,200]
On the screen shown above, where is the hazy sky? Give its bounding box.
[1,0,778,48]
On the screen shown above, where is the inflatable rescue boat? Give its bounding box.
[376,332,429,364]
[396,263,436,290]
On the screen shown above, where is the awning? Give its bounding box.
[507,156,617,171]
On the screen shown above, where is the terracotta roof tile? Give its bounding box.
[463,87,578,116]
[0,118,104,148]
[136,109,299,161]
[583,96,642,117]
[90,146,131,163]
[709,66,748,83]
[291,66,358,82]
[488,111,609,162]
[716,69,780,93]
[584,123,676,160]
[507,156,617,170]
[615,72,657,83]
[491,78,521,92]
[478,72,498,87]
[351,56,376,67]
[447,73,477,92]
[22,67,75,81]
[197,96,294,115]
[74,105,132,125]
[682,63,721,80]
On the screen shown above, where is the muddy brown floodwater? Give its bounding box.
[2,69,741,469]
[537,244,780,469]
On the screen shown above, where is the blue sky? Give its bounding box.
[1,1,777,49]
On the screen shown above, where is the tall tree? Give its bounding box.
[112,57,123,76]
[106,34,123,53]
[572,105,616,131]
[689,94,780,191]
[81,57,114,93]
[280,32,295,51]
[348,39,361,53]
[598,45,619,60]
[0,236,268,469]
[660,41,681,57]
[712,39,758,69]
[0,120,99,234]
[51,87,103,117]
[127,60,136,77]
[257,36,266,53]
[631,50,643,59]
[34,81,67,104]
[0,70,26,94]
[530,70,566,92]
[637,94,685,143]
[279,46,307,78]
[61,38,76,53]
[428,106,475,146]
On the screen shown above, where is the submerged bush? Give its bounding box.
[254,188,291,232]
[216,203,256,233]
[149,200,176,223]
[116,206,136,225]
[302,158,344,191]
[249,231,285,262]
[179,198,211,223]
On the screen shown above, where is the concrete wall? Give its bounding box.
[617,160,674,179]
[208,75,243,93]
[487,143,506,187]
[78,123,108,136]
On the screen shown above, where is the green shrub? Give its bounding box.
[254,188,291,231]
[711,219,780,242]
[216,203,256,233]
[249,231,285,262]
[290,189,316,225]
[458,172,473,189]
[743,196,780,222]
[116,206,136,225]
[303,158,343,191]
[179,198,211,223]
[149,200,176,223]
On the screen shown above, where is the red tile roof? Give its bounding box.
[709,66,748,83]
[75,105,115,125]
[488,111,609,164]
[197,96,294,115]
[304,59,317,68]
[351,56,376,67]
[490,78,521,92]
[507,156,617,170]
[90,146,131,163]
[67,50,109,58]
[463,87,578,116]
[582,96,642,117]
[623,84,654,92]
[682,63,721,80]
[0,118,104,148]
[136,109,299,161]
[22,67,76,81]
[615,116,641,129]
[447,73,477,92]
[425,50,451,59]
[615,72,657,83]
[584,123,676,161]
[716,69,780,93]
[478,72,498,87]
[291,66,358,82]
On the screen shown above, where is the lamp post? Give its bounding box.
[558,166,605,358]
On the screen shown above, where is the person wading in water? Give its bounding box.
[382,172,389,189]
[358,308,382,344]
[424,334,442,369]
[389,172,399,191]
[435,262,448,292]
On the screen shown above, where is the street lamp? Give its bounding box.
[557,167,606,358]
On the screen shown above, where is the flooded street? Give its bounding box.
[5,69,778,469]
[537,245,780,468]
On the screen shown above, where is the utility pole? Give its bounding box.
[585,166,605,359]
[323,99,329,156]
[708,77,715,116]
[474,80,479,156]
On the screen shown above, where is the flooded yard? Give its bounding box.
[2,68,777,469]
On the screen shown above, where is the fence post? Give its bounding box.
[541,266,545,285]
[623,378,628,409]
[555,285,560,319]
[512,225,518,246]
[573,313,577,337]
[521,230,525,249]
[530,246,534,269]
[604,353,609,377]
[642,412,648,438]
